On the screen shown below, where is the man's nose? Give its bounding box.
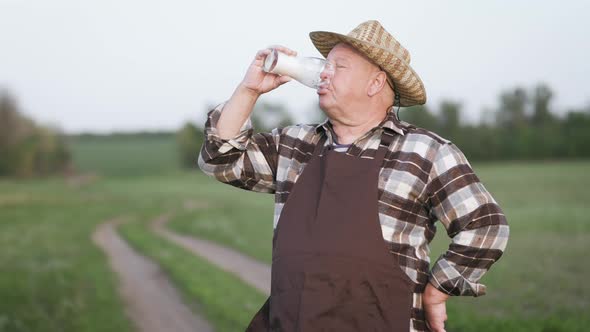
[320,62,334,80]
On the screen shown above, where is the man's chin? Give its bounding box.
[318,96,332,112]
[318,100,329,113]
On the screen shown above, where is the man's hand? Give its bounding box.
[240,45,297,97]
[423,282,450,332]
[217,45,296,139]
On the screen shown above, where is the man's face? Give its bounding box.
[317,42,379,118]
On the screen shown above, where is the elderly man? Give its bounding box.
[199,20,509,332]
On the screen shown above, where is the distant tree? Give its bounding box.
[177,122,203,169]
[0,90,35,148]
[438,100,462,142]
[494,87,531,159]
[531,83,555,127]
[399,105,438,132]
[496,87,528,130]
[562,107,590,158]
[251,100,294,133]
[464,123,503,161]
[525,84,562,158]
[0,89,70,177]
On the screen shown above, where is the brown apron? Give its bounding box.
[247,132,414,332]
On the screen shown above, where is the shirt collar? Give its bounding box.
[314,106,406,136]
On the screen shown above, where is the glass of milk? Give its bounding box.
[262,48,334,90]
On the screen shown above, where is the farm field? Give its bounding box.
[0,135,588,331]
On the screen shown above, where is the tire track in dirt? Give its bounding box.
[93,218,214,332]
[150,214,271,296]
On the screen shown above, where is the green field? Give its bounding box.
[0,136,588,331]
[67,134,180,177]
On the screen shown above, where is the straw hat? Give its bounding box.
[309,20,426,107]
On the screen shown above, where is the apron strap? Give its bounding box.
[312,134,328,158]
[375,130,395,163]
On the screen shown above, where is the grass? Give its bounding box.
[167,193,274,264]
[0,171,272,332]
[67,134,179,177]
[0,179,132,332]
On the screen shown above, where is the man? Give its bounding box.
[199,20,509,332]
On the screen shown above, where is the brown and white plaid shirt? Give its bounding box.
[198,102,509,331]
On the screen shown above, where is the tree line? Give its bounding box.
[400,83,590,161]
[1,82,588,177]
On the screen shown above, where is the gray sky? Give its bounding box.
[1,0,589,134]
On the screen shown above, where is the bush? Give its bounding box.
[0,89,71,177]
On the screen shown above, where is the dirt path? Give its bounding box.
[92,218,214,332]
[151,214,271,296]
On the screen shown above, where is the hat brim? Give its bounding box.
[309,30,427,107]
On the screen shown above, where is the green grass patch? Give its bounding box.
[0,180,132,332]
[167,193,274,264]
[67,134,180,177]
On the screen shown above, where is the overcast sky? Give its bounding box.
[1,0,589,133]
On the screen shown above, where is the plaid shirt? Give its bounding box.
[198,102,509,331]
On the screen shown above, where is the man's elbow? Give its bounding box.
[495,212,510,253]
[197,150,215,177]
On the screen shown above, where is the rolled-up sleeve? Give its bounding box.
[424,142,509,297]
[197,102,281,193]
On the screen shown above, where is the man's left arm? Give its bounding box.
[424,142,510,297]
[420,142,509,331]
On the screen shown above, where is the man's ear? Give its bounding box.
[367,71,388,97]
